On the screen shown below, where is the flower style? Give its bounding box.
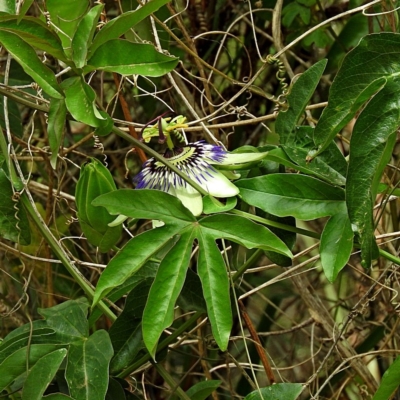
[134,141,239,216]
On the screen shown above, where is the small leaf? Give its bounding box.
[0,168,31,244]
[244,383,303,400]
[236,174,346,220]
[0,327,56,364]
[202,195,237,214]
[0,30,63,99]
[86,40,179,77]
[197,231,232,351]
[105,378,127,400]
[42,395,76,400]
[372,356,400,400]
[38,298,89,341]
[143,229,196,357]
[185,380,221,400]
[281,145,346,186]
[48,98,67,169]
[22,349,68,400]
[62,76,106,127]
[89,0,171,54]
[46,0,89,53]
[17,0,34,22]
[71,4,104,68]
[0,96,23,138]
[110,324,142,375]
[65,330,113,400]
[92,224,182,308]
[109,279,152,373]
[320,212,353,283]
[0,344,62,392]
[0,16,67,61]
[275,59,327,145]
[177,268,207,312]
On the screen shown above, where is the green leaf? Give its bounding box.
[372,356,400,400]
[275,59,327,145]
[244,383,303,400]
[262,214,296,267]
[143,229,196,358]
[177,268,207,312]
[88,261,157,326]
[105,378,126,400]
[62,76,106,127]
[272,126,348,180]
[89,0,171,55]
[320,212,353,283]
[65,330,113,400]
[46,0,89,53]
[346,77,400,267]
[197,231,232,351]
[0,96,23,138]
[0,327,56,364]
[38,298,89,341]
[22,349,67,400]
[281,145,346,186]
[17,0,34,22]
[0,168,31,244]
[92,224,182,308]
[0,16,67,61]
[0,344,62,392]
[109,279,152,374]
[185,380,221,400]
[92,189,196,225]
[110,324,142,375]
[48,98,67,169]
[199,214,292,257]
[42,395,76,400]
[312,33,400,157]
[71,4,104,68]
[202,195,237,214]
[0,30,63,99]
[87,39,179,77]
[237,174,346,220]
[326,13,369,73]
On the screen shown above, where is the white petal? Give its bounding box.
[200,169,239,198]
[216,152,269,165]
[169,185,203,216]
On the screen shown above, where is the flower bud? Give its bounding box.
[75,158,121,252]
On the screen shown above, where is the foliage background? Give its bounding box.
[1,0,400,399]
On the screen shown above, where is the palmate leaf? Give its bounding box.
[92,189,292,354]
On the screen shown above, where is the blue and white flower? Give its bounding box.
[134,141,240,216]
